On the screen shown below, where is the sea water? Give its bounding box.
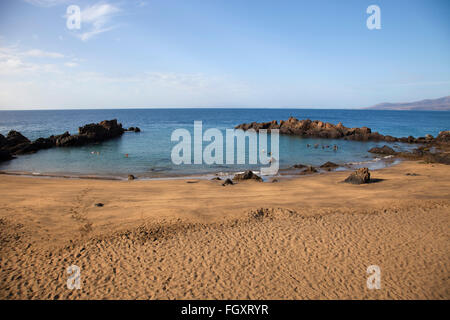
[0,109,448,178]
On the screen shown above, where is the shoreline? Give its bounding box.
[0,154,400,181]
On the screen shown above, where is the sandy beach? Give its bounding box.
[0,160,449,299]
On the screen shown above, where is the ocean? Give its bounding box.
[0,109,449,179]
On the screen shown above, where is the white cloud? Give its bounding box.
[0,66,251,109]
[27,0,121,41]
[72,3,121,41]
[64,62,78,67]
[0,46,65,75]
[23,49,64,58]
[81,3,120,27]
[78,26,116,41]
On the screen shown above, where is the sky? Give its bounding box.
[0,0,449,109]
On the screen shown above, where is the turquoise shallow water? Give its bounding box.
[0,109,448,178]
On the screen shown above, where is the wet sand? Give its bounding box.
[0,161,449,299]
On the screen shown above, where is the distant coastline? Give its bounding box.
[366,96,450,111]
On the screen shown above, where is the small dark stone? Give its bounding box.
[222,178,234,186]
[344,168,371,184]
[128,175,135,180]
[298,166,317,175]
[232,170,262,182]
[320,161,339,169]
[95,203,104,207]
[126,127,141,133]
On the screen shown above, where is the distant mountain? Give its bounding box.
[366,96,450,111]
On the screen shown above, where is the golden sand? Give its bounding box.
[0,161,449,299]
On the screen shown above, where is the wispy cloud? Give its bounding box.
[23,49,64,58]
[78,25,116,41]
[0,62,251,108]
[0,51,59,76]
[73,2,121,41]
[136,1,148,7]
[26,1,121,41]
[0,46,71,75]
[64,62,78,67]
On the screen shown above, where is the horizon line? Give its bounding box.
[0,106,365,111]
[0,107,448,111]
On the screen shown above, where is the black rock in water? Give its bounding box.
[0,119,137,162]
[368,145,397,155]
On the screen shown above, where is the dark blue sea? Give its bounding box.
[0,109,448,179]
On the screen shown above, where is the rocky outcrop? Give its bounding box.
[235,117,437,144]
[344,168,371,184]
[236,117,382,141]
[368,145,397,155]
[422,152,450,165]
[436,130,450,142]
[0,119,135,163]
[0,134,13,161]
[0,150,13,162]
[232,170,263,182]
[0,133,6,147]
[235,117,450,165]
[56,120,125,147]
[126,127,141,133]
[1,131,31,154]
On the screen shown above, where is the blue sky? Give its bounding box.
[0,0,449,109]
